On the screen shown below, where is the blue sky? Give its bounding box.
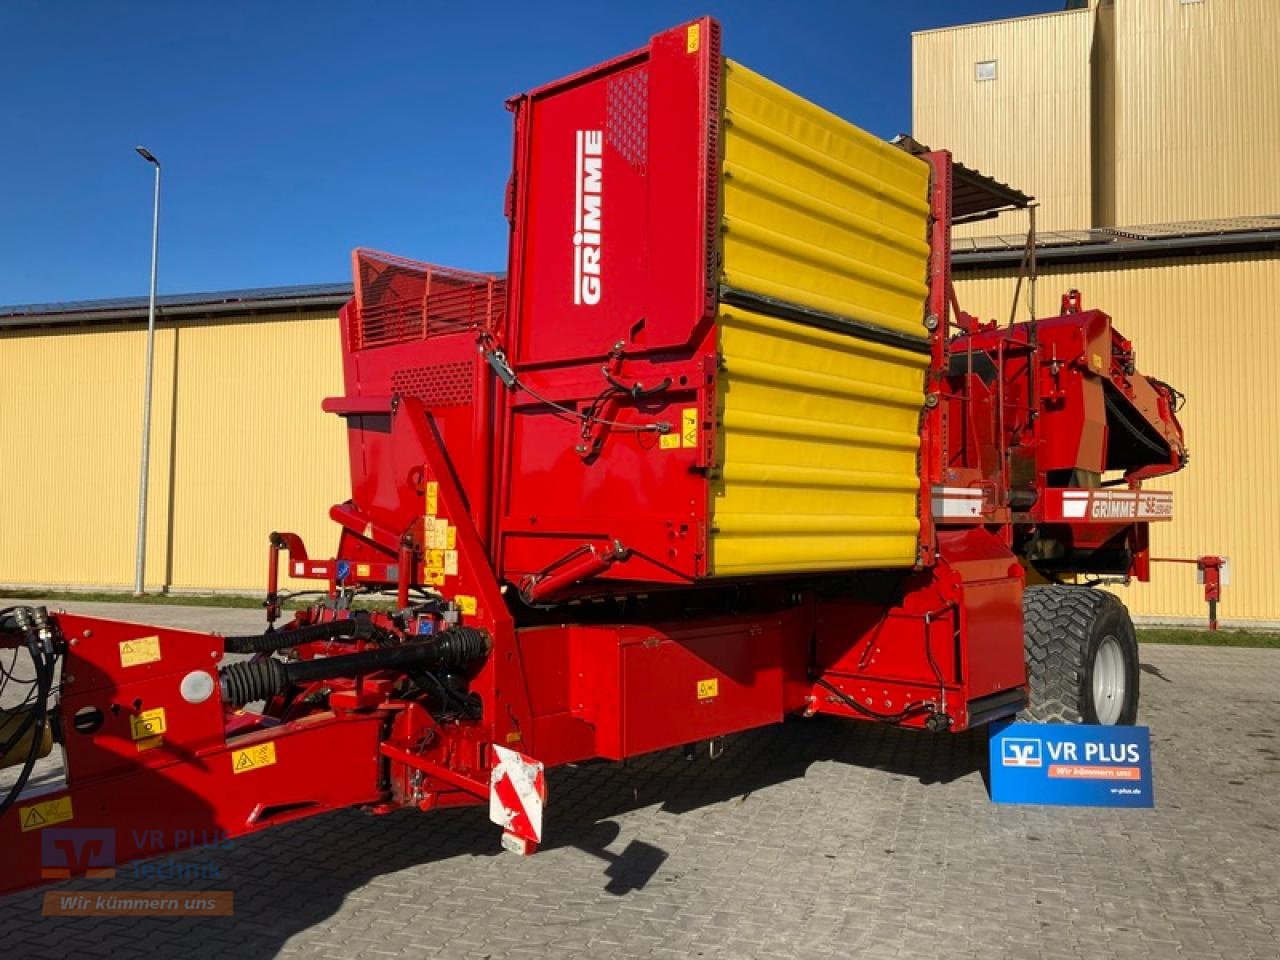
[0,0,1060,305]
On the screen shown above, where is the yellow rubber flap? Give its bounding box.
[722,60,932,339]
[711,306,927,576]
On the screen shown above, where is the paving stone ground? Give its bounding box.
[1,600,1277,959]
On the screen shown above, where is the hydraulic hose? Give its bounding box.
[0,608,57,821]
[218,626,491,707]
[221,613,377,655]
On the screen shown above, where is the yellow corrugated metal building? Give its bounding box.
[956,253,1279,625]
[912,7,1094,236]
[915,0,1280,625]
[914,0,1280,232]
[0,292,350,594]
[1103,0,1280,225]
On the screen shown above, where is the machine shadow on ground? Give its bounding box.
[0,715,987,960]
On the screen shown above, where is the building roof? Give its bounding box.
[910,5,1089,38]
[952,215,1280,267]
[3,216,1278,331]
[0,282,353,331]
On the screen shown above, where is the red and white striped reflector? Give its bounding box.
[489,744,546,853]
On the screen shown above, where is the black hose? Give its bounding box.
[219,627,491,707]
[1104,388,1172,459]
[222,613,376,654]
[286,627,490,685]
[812,676,931,725]
[0,611,56,821]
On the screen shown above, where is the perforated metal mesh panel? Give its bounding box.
[351,248,505,351]
[607,67,648,173]
[390,361,473,407]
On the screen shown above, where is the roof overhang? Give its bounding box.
[892,134,1033,223]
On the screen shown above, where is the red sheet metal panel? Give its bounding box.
[567,615,793,760]
[499,18,722,589]
[506,19,718,364]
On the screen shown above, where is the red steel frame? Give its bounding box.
[1,17,1190,895]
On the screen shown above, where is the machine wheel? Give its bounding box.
[1021,585,1139,725]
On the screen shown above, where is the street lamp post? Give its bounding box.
[133,146,161,596]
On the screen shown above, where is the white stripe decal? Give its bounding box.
[1062,498,1088,518]
[931,486,986,519]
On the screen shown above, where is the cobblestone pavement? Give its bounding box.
[1,600,1277,959]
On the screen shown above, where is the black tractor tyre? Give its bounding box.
[1021,585,1140,725]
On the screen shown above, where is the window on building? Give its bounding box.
[975,60,997,82]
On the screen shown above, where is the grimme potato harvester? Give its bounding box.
[0,17,1186,892]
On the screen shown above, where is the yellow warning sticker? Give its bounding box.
[696,678,719,700]
[20,796,73,832]
[426,518,449,550]
[456,594,478,616]
[687,22,700,53]
[136,735,164,753]
[505,731,522,744]
[356,563,371,578]
[427,549,445,572]
[231,742,277,774]
[660,432,680,450]
[446,526,457,550]
[425,480,439,516]
[444,550,458,576]
[130,707,167,741]
[119,635,161,668]
[681,408,699,449]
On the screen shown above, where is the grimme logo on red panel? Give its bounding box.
[572,129,603,306]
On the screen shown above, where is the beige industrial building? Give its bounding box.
[0,289,352,596]
[913,0,1280,234]
[1,0,1276,624]
[914,0,1280,625]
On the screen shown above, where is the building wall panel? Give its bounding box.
[914,1,1280,231]
[1110,0,1280,225]
[955,252,1280,624]
[0,312,347,593]
[912,10,1093,236]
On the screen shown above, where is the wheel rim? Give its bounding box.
[1092,635,1127,724]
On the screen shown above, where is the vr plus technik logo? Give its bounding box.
[41,828,116,880]
[1001,737,1043,768]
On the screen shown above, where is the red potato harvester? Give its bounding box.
[0,17,1187,891]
